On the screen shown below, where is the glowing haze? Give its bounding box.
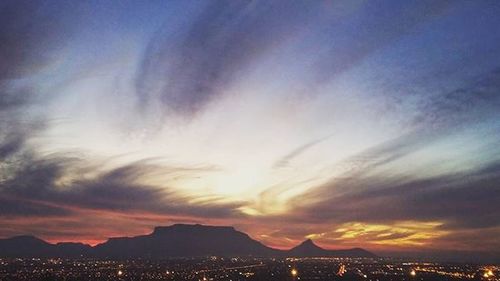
[1,1,500,259]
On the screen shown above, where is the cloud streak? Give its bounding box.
[0,154,247,242]
[136,1,318,117]
[273,135,333,169]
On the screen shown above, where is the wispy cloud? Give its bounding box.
[135,1,318,117]
[413,68,500,128]
[273,135,333,169]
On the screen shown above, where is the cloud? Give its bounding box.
[273,134,333,169]
[1,156,244,218]
[0,195,70,217]
[248,152,500,252]
[0,153,247,241]
[0,134,25,160]
[286,68,500,230]
[135,1,320,117]
[126,0,500,138]
[133,1,454,118]
[0,0,85,159]
[0,1,69,79]
[0,1,248,241]
[285,141,500,244]
[326,221,449,247]
[414,68,500,127]
[0,0,83,103]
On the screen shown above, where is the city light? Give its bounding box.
[2,257,498,281]
[337,264,346,276]
[484,269,495,278]
[410,269,416,276]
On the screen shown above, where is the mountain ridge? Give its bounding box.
[0,224,376,258]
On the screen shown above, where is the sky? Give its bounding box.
[1,0,500,260]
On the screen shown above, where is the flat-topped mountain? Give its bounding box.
[94,224,278,258]
[0,224,376,258]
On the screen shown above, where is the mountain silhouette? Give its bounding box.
[289,239,327,256]
[0,235,91,257]
[94,224,279,258]
[0,224,376,258]
[289,239,376,258]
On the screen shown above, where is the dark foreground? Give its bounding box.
[0,257,497,281]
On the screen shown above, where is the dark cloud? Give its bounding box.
[0,195,70,217]
[414,67,500,127]
[0,0,85,161]
[0,1,67,79]
[0,0,82,108]
[0,134,25,160]
[288,140,500,233]
[0,156,244,219]
[136,1,318,117]
[0,149,246,241]
[134,1,456,118]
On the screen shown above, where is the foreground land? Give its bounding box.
[0,257,498,281]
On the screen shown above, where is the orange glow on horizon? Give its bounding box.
[5,213,493,254]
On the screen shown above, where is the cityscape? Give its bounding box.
[0,257,498,281]
[0,224,497,281]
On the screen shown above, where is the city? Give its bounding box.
[0,257,497,281]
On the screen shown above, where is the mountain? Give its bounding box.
[288,239,377,258]
[289,239,327,256]
[0,224,376,258]
[0,236,53,257]
[93,224,279,258]
[0,236,91,257]
[53,242,92,257]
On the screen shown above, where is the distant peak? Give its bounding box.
[298,238,317,246]
[291,238,323,251]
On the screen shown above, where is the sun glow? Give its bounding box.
[311,221,450,247]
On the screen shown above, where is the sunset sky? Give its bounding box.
[1,0,500,258]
